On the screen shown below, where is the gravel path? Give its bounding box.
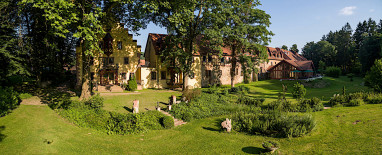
[20,96,45,105]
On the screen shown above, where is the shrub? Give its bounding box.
[292,82,306,99]
[121,83,128,90]
[328,94,348,106]
[298,97,323,112]
[182,88,201,101]
[346,99,363,106]
[84,94,104,109]
[238,96,264,106]
[59,98,168,135]
[19,93,33,99]
[170,93,260,121]
[365,93,382,104]
[232,111,316,137]
[262,141,280,152]
[0,87,21,117]
[265,99,298,112]
[128,76,138,91]
[365,59,382,92]
[161,116,174,129]
[230,87,240,93]
[325,66,341,78]
[347,73,354,81]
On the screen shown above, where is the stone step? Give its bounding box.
[160,110,187,127]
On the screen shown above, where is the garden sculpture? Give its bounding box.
[133,99,139,113]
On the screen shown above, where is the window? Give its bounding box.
[151,72,157,80]
[124,57,129,64]
[271,62,273,66]
[108,57,114,64]
[161,71,166,80]
[117,41,122,50]
[208,55,212,62]
[203,56,207,62]
[241,70,243,76]
[260,67,263,73]
[121,73,126,80]
[130,73,135,79]
[206,70,212,78]
[221,57,225,63]
[235,68,238,75]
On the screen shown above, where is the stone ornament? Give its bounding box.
[172,95,177,104]
[133,99,139,113]
[221,118,232,132]
[168,105,172,111]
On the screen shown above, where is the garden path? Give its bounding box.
[20,96,45,105]
[160,110,187,126]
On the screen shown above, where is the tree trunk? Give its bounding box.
[230,46,236,88]
[182,72,188,91]
[79,45,91,100]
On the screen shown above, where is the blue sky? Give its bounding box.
[132,0,382,53]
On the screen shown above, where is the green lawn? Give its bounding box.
[0,104,381,154]
[1,76,380,154]
[102,89,182,113]
[237,76,369,104]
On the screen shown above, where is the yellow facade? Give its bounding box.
[76,23,141,86]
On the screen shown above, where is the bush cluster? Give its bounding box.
[237,96,265,106]
[58,96,169,134]
[265,97,323,112]
[0,87,21,117]
[161,116,174,129]
[325,66,341,78]
[328,92,382,106]
[232,111,316,137]
[170,93,259,121]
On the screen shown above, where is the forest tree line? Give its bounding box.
[301,18,382,75]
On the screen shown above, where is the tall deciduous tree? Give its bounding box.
[212,0,273,87]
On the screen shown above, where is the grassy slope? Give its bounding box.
[102,89,182,113]
[0,104,381,154]
[1,76,380,154]
[237,76,369,103]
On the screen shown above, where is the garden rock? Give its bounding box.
[221,118,232,132]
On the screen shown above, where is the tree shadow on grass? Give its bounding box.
[202,118,225,132]
[241,146,265,154]
[0,126,6,142]
[123,106,132,113]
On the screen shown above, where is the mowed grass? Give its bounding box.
[102,89,182,113]
[0,103,381,154]
[237,76,369,104]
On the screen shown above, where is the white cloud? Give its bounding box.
[339,6,357,15]
[369,9,375,12]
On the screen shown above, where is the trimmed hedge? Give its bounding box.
[0,87,21,117]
